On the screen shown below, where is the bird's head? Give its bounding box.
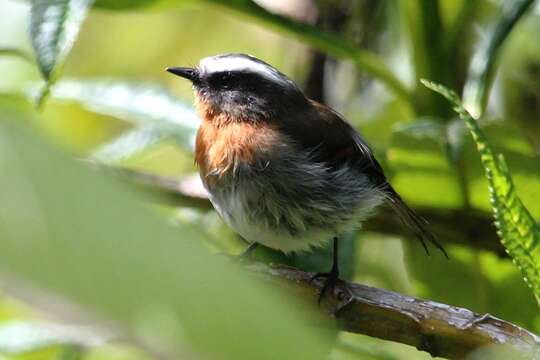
[167,53,308,122]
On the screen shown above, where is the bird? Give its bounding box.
[166,53,447,303]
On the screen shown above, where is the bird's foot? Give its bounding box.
[310,269,353,315]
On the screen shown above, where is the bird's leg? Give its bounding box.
[310,237,353,314]
[311,237,340,304]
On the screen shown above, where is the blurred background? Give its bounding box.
[0,0,539,359]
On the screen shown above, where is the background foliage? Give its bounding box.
[0,0,539,359]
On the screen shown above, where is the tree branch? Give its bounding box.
[247,262,540,359]
[111,167,504,255]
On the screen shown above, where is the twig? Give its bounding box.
[247,262,540,359]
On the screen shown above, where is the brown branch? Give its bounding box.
[247,262,540,359]
[110,167,504,255]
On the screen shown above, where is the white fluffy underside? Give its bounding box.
[204,143,385,253]
[210,194,381,253]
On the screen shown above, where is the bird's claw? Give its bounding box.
[310,271,353,315]
[311,271,339,305]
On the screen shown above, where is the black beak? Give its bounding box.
[166,67,199,82]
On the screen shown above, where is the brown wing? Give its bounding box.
[278,99,386,184]
[278,100,448,258]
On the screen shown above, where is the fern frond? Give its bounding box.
[422,79,540,303]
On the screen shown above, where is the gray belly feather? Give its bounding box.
[205,148,384,253]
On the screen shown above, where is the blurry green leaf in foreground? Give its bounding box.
[0,48,33,63]
[0,320,108,355]
[0,120,331,360]
[30,0,94,106]
[422,79,540,303]
[51,79,199,161]
[92,126,166,163]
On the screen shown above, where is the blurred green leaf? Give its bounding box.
[51,79,199,154]
[335,337,399,360]
[93,0,197,10]
[92,126,166,163]
[466,344,535,360]
[57,345,84,360]
[400,0,454,116]
[392,118,446,141]
[498,17,540,155]
[406,242,540,332]
[0,120,331,360]
[0,321,106,355]
[92,0,161,9]
[205,0,412,102]
[423,79,540,303]
[0,48,33,63]
[29,0,94,107]
[83,343,150,360]
[388,132,462,209]
[392,116,469,168]
[445,118,468,165]
[90,0,412,102]
[444,0,479,60]
[462,0,535,118]
[400,0,444,84]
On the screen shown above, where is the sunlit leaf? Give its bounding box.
[92,126,166,163]
[0,120,331,360]
[0,321,108,355]
[462,0,535,118]
[392,117,469,167]
[51,79,199,152]
[392,118,446,141]
[30,0,94,107]
[423,79,540,303]
[445,118,468,165]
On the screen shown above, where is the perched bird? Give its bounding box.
[167,53,447,301]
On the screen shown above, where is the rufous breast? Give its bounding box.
[194,99,282,183]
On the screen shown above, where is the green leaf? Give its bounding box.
[462,0,535,118]
[51,79,199,152]
[392,118,446,141]
[92,126,166,163]
[0,48,33,63]
[445,118,468,165]
[0,120,331,359]
[92,0,186,9]
[29,0,94,107]
[422,79,540,303]
[0,321,107,355]
[392,117,468,167]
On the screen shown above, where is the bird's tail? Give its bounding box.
[385,186,448,258]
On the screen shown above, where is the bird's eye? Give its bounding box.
[220,72,232,82]
[208,72,237,89]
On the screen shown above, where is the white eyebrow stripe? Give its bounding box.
[199,55,288,84]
